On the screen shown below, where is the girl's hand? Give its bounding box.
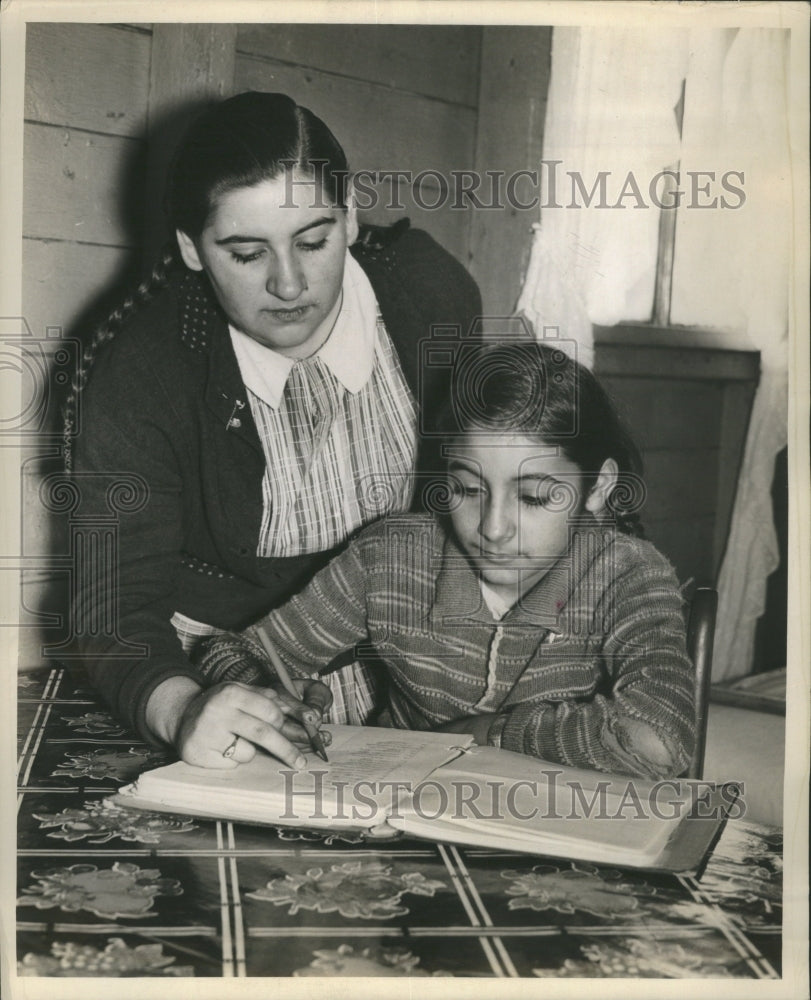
[266,677,334,747]
[434,713,500,745]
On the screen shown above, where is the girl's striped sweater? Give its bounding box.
[198,514,696,779]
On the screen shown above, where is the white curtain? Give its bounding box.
[518,27,792,678]
[516,28,686,366]
[671,29,791,679]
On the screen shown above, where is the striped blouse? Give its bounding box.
[173,254,416,724]
[231,252,417,558]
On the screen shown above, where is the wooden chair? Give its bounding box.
[685,586,718,779]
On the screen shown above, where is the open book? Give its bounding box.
[115,725,737,874]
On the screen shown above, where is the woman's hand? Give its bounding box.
[146,675,332,769]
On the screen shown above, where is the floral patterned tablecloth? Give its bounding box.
[16,666,782,979]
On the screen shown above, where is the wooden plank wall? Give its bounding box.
[21,22,153,667]
[470,27,552,315]
[595,339,759,587]
[23,22,151,347]
[232,24,481,266]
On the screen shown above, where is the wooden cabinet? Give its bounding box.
[594,325,759,586]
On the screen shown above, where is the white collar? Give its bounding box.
[229,252,379,408]
[479,579,513,621]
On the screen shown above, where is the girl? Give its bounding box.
[67,92,481,771]
[198,340,696,779]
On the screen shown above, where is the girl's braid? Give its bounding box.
[62,245,177,473]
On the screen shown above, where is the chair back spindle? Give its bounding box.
[685,586,718,780]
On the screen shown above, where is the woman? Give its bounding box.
[66,92,481,770]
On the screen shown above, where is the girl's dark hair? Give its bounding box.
[64,92,348,471]
[439,339,645,536]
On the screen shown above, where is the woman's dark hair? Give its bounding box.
[438,339,645,535]
[168,91,349,238]
[63,92,348,470]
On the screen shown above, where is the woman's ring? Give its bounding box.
[222,736,240,759]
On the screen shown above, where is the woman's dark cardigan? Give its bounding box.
[72,226,482,740]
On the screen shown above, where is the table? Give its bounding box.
[16,665,782,979]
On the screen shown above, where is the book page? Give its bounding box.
[119,725,473,829]
[389,746,698,865]
[305,725,475,788]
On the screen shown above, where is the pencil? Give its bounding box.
[256,626,329,762]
